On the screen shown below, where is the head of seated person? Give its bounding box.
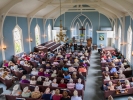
[128,97,133,100]
[44,71,50,77]
[59,79,67,88]
[108,81,114,90]
[20,75,30,83]
[43,77,51,86]
[61,90,70,100]
[11,84,22,96]
[53,89,62,100]
[108,95,114,100]
[119,64,125,72]
[76,78,84,90]
[36,76,43,85]
[115,81,122,90]
[72,72,77,79]
[112,72,119,79]
[71,90,82,100]
[119,70,125,79]
[125,79,130,88]
[21,86,31,98]
[67,79,75,89]
[51,70,57,77]
[101,58,106,63]
[107,57,112,62]
[42,87,51,100]
[31,86,41,99]
[38,68,44,76]
[51,78,58,87]
[31,68,38,75]
[125,65,131,71]
[30,76,36,85]
[63,72,71,79]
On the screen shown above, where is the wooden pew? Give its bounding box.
[0,77,13,89]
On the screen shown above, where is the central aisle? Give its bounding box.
[84,50,104,100]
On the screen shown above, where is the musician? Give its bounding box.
[74,42,77,50]
[79,43,84,51]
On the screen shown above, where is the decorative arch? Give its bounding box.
[13,24,23,55]
[70,13,93,41]
[35,24,41,46]
[126,26,132,62]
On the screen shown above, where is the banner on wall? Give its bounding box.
[99,33,104,41]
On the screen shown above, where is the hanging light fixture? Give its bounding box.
[56,0,68,43]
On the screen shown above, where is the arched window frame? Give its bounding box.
[126,26,132,62]
[48,24,52,41]
[13,25,24,55]
[35,24,41,46]
[118,25,121,51]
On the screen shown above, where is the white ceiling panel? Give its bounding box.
[0,0,11,9]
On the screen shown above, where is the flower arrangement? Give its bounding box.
[80,33,84,37]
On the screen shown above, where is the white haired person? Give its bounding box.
[30,76,36,85]
[31,86,42,99]
[21,86,31,98]
[128,97,133,100]
[71,90,82,100]
[11,84,22,96]
[31,68,38,75]
[75,78,84,90]
[67,79,75,89]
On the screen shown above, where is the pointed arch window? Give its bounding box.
[35,24,41,46]
[48,24,52,41]
[13,25,23,54]
[126,26,132,62]
[74,22,79,39]
[85,22,92,40]
[118,26,121,51]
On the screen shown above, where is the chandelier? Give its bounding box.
[56,0,68,43]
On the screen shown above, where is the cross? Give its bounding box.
[79,26,85,34]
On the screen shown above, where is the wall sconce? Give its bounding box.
[3,45,7,50]
[120,42,127,45]
[30,38,33,42]
[132,51,133,56]
[43,34,47,38]
[115,37,118,40]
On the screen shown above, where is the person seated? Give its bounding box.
[106,56,112,62]
[67,79,75,89]
[68,66,77,73]
[66,60,72,66]
[63,72,71,79]
[104,73,110,81]
[108,81,115,90]
[71,90,82,100]
[44,71,50,77]
[128,97,133,100]
[125,65,131,71]
[43,77,51,86]
[108,95,114,100]
[102,54,107,60]
[111,72,119,79]
[113,57,119,63]
[61,90,71,100]
[14,65,23,73]
[117,53,122,59]
[78,66,87,73]
[8,61,14,67]
[115,81,122,94]
[118,59,122,66]
[20,75,30,83]
[101,58,106,63]
[106,51,111,56]
[76,78,84,90]
[21,86,31,98]
[51,78,58,87]
[105,67,109,73]
[78,72,85,80]
[51,70,57,77]
[59,79,67,88]
[125,79,130,88]
[42,88,51,100]
[64,56,68,62]
[119,64,125,72]
[31,68,38,75]
[62,66,68,72]
[123,59,128,66]
[74,57,79,63]
[72,72,77,79]
[57,53,63,58]
[38,68,44,76]
[52,89,62,100]
[78,51,83,56]
[119,70,126,79]
[110,65,117,73]
[2,60,9,67]
[31,86,42,99]
[0,68,4,77]
[40,61,46,68]
[84,50,89,57]
[84,57,89,64]
[1,71,12,80]
[11,84,22,96]
[36,76,43,85]
[30,76,36,85]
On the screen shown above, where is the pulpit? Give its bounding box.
[87,38,92,47]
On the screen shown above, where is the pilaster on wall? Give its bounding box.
[27,17,31,52]
[0,15,5,60]
[122,17,125,56]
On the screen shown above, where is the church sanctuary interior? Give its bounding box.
[1,0,133,100]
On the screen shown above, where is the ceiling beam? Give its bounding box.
[28,0,53,18]
[44,6,60,18]
[0,0,22,15]
[113,0,133,19]
[49,1,99,6]
[63,7,94,9]
[97,2,125,17]
[66,10,97,12]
